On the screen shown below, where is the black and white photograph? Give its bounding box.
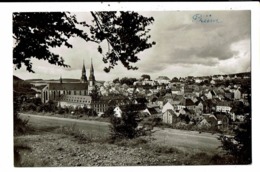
[1,1,259,169]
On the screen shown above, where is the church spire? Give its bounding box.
[89,58,95,82]
[88,58,95,94]
[81,60,87,83]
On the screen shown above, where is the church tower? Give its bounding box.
[88,58,96,94]
[81,60,88,83]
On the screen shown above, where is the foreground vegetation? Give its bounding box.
[15,98,251,166]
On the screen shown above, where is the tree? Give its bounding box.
[13,12,155,73]
[110,104,139,140]
[171,77,179,82]
[103,106,115,118]
[120,77,137,86]
[141,74,151,81]
[89,85,100,101]
[219,114,251,164]
[13,92,29,135]
[113,77,120,84]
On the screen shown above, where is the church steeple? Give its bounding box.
[81,60,88,83]
[89,58,95,82]
[88,58,95,94]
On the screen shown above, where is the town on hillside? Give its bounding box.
[14,59,251,134]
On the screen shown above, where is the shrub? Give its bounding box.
[102,107,114,118]
[14,112,30,136]
[218,114,251,164]
[57,107,65,114]
[57,124,93,144]
[13,96,31,135]
[21,103,37,111]
[153,145,180,154]
[110,104,151,140]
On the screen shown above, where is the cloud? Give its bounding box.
[138,11,250,74]
[13,11,251,81]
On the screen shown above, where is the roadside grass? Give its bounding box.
[24,111,110,123]
[56,124,93,144]
[54,123,108,144]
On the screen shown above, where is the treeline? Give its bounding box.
[113,77,138,85]
[20,98,97,117]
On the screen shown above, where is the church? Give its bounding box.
[41,59,96,105]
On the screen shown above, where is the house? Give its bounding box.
[216,101,232,113]
[162,109,179,124]
[127,87,136,95]
[215,114,230,130]
[193,90,202,97]
[171,87,182,95]
[179,98,196,110]
[162,102,174,114]
[141,108,151,116]
[195,78,202,84]
[142,80,156,86]
[91,99,110,114]
[156,97,165,108]
[224,90,234,100]
[202,114,218,127]
[197,118,211,128]
[148,107,161,115]
[234,89,241,100]
[114,106,122,118]
[218,75,224,80]
[155,76,170,85]
[210,80,216,85]
[206,90,217,99]
[135,87,146,95]
[195,101,204,113]
[174,108,187,116]
[183,87,193,98]
[203,99,214,113]
[171,94,184,106]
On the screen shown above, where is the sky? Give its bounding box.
[13,10,251,81]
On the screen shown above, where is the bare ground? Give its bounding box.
[14,113,233,167]
[14,125,231,167]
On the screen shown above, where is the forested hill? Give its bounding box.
[13,75,36,95]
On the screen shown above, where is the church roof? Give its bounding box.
[59,95,92,104]
[48,83,88,90]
